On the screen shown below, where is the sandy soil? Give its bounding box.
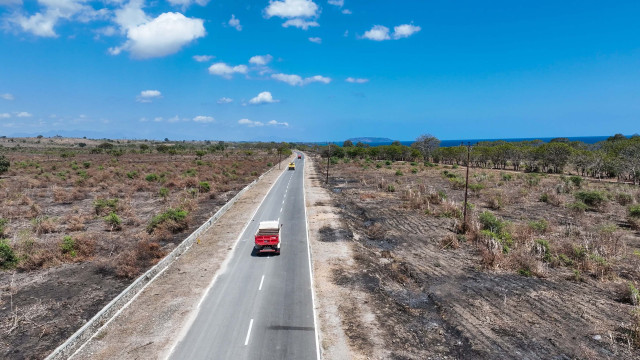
[69,158,291,359]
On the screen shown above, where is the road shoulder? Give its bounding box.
[304,156,385,359]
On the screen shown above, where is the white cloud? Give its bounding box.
[271,73,303,86]
[238,118,264,127]
[308,37,321,44]
[268,120,289,127]
[193,115,214,123]
[154,116,163,122]
[111,12,206,59]
[393,24,421,39]
[341,9,351,14]
[137,89,162,102]
[217,97,233,104]
[114,0,149,32]
[193,55,214,62]
[265,0,318,18]
[11,0,105,37]
[0,113,10,119]
[346,77,368,83]
[228,14,242,31]
[305,75,331,84]
[167,0,209,8]
[282,18,318,30]
[16,111,32,118]
[1,93,14,100]
[327,0,343,6]
[249,54,273,65]
[167,115,181,123]
[208,62,248,79]
[271,73,331,86]
[249,91,279,105]
[362,25,390,41]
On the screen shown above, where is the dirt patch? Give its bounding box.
[312,157,640,359]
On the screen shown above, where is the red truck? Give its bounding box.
[255,221,281,254]
[298,154,302,159]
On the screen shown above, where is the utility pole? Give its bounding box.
[326,141,331,184]
[278,147,281,170]
[462,142,471,232]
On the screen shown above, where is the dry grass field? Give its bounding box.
[316,155,640,359]
[0,138,274,359]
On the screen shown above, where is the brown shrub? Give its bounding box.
[440,234,460,250]
[65,215,86,231]
[32,216,57,234]
[365,223,387,240]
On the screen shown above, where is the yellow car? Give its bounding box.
[288,162,295,170]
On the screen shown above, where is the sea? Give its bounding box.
[327,135,624,148]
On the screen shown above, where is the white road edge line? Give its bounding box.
[165,165,288,358]
[302,155,322,360]
[244,319,254,346]
[259,275,265,291]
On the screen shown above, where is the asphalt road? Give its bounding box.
[169,154,318,360]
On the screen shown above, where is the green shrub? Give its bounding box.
[479,211,506,234]
[267,162,273,167]
[386,184,395,192]
[518,268,532,277]
[330,157,339,165]
[83,161,91,168]
[94,198,118,215]
[183,168,197,177]
[0,239,17,269]
[424,162,436,167]
[574,190,607,208]
[528,220,548,234]
[0,155,10,175]
[395,170,403,176]
[158,187,169,199]
[452,164,459,169]
[376,163,382,169]
[60,236,77,257]
[410,162,418,166]
[525,174,540,187]
[411,168,418,174]
[147,208,188,233]
[0,218,7,237]
[569,176,584,188]
[469,183,485,193]
[126,171,139,179]
[385,160,391,166]
[104,212,122,229]
[198,181,211,192]
[629,205,640,218]
[145,173,159,182]
[567,201,588,213]
[251,171,258,176]
[539,193,549,203]
[501,173,512,181]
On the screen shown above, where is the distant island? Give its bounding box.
[346,137,394,144]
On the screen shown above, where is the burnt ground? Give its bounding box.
[0,149,274,360]
[316,157,640,359]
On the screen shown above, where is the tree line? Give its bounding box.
[314,134,640,184]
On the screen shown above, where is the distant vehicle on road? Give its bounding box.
[298,154,302,159]
[254,221,281,254]
[288,162,295,170]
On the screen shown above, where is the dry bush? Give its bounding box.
[359,192,377,201]
[438,200,462,219]
[32,216,57,234]
[183,177,198,188]
[74,233,96,258]
[484,189,506,210]
[365,222,387,240]
[65,215,86,231]
[507,249,545,277]
[440,234,460,250]
[53,187,71,203]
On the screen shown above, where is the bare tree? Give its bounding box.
[411,134,440,161]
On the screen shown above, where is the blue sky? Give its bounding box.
[0,0,639,142]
